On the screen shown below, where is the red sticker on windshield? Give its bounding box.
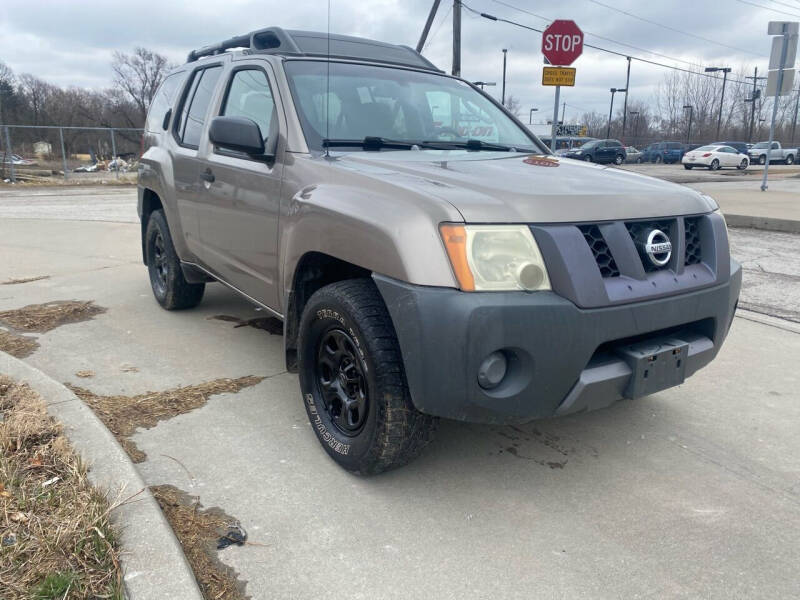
[523,155,560,167]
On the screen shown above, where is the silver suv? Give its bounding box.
[138,27,741,474]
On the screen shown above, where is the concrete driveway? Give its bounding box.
[1,189,799,599]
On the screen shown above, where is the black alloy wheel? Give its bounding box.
[315,328,369,435]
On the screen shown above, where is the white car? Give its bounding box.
[682,145,749,170]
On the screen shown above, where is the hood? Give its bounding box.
[332,151,717,223]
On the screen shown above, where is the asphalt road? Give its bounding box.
[1,187,799,599]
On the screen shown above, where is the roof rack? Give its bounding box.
[186,27,442,72]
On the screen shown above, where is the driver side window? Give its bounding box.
[221,69,275,141]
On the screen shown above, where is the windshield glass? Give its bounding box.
[283,60,542,152]
[752,142,769,148]
[695,145,718,152]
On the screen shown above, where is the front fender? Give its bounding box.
[280,182,459,297]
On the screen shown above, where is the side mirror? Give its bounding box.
[209,116,267,157]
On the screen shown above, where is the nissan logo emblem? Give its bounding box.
[645,229,672,267]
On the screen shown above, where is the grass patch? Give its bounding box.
[151,485,248,600]
[0,329,39,358]
[68,377,264,463]
[0,301,106,333]
[0,376,122,600]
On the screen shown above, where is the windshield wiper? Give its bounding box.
[322,137,440,151]
[420,139,530,152]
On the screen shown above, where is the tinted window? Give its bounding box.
[146,71,187,133]
[179,66,223,147]
[608,140,622,147]
[221,69,275,139]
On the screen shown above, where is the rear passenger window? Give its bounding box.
[177,66,223,148]
[146,72,186,132]
[221,69,275,140]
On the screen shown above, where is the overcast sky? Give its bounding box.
[0,0,796,122]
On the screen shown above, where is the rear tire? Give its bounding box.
[654,155,663,164]
[614,154,624,165]
[684,164,693,170]
[145,209,205,310]
[709,159,720,171]
[297,279,437,475]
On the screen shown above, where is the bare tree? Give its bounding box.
[112,47,173,126]
[504,94,522,117]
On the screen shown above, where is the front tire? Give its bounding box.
[297,279,437,475]
[786,154,795,165]
[684,164,693,170]
[654,155,663,164]
[145,210,205,310]
[738,159,749,170]
[758,154,767,165]
[583,154,593,162]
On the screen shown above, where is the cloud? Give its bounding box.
[0,0,787,117]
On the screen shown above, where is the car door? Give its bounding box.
[770,142,780,161]
[197,63,285,312]
[170,64,225,261]
[721,146,736,167]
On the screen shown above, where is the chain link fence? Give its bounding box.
[0,125,143,183]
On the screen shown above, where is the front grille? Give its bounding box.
[626,220,673,272]
[684,217,702,265]
[579,224,620,278]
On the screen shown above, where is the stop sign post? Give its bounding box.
[542,20,584,152]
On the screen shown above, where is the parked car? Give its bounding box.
[638,142,685,164]
[747,141,797,165]
[712,141,749,155]
[537,135,597,157]
[564,139,626,164]
[624,146,641,162]
[138,27,741,474]
[682,145,749,170]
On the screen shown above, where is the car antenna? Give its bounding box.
[325,0,331,158]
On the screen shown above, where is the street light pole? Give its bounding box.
[791,85,800,146]
[706,66,731,140]
[501,48,508,106]
[683,105,693,146]
[607,87,626,139]
[621,56,632,140]
[529,107,538,124]
[629,110,639,143]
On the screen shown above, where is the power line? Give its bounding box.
[422,4,452,51]
[584,0,766,57]
[767,0,800,10]
[462,2,766,89]
[492,0,714,70]
[734,0,800,17]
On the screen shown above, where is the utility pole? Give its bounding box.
[791,85,800,146]
[561,101,566,124]
[621,56,632,141]
[501,49,508,105]
[745,67,766,143]
[683,105,693,145]
[416,0,442,53]
[452,0,461,77]
[607,87,626,139]
[762,21,795,192]
[529,107,538,124]
[706,66,731,139]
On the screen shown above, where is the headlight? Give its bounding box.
[574,150,583,154]
[439,224,551,292]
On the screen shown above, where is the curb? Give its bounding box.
[725,214,800,234]
[0,352,203,600]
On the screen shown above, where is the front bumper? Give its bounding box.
[374,261,741,424]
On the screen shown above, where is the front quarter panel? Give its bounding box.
[280,160,461,301]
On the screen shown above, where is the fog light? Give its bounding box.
[477,351,508,390]
[516,262,545,291]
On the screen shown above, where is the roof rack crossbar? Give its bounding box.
[187,27,300,62]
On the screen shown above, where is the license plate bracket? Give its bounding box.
[615,337,689,399]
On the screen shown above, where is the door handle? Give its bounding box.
[201,169,215,183]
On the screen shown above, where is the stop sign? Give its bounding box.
[541,20,584,66]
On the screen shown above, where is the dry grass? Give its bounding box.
[0,330,39,359]
[0,301,106,333]
[68,377,264,463]
[150,485,249,600]
[0,376,122,599]
[1,276,50,286]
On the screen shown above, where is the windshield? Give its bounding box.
[752,142,769,148]
[283,60,543,152]
[695,145,718,152]
[579,141,599,150]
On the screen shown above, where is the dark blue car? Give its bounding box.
[638,142,686,164]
